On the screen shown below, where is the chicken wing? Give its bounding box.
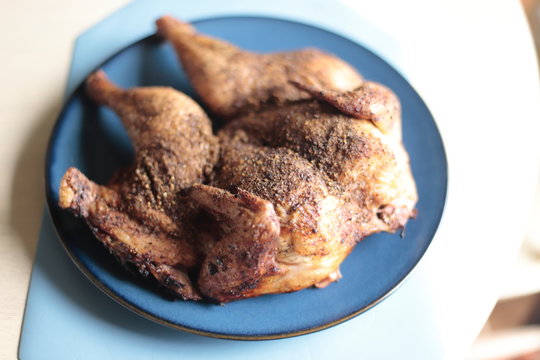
[291,80,401,137]
[187,184,280,302]
[60,167,201,299]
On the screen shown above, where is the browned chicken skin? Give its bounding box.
[58,16,418,303]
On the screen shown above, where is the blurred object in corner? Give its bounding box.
[468,294,540,360]
[469,329,540,360]
[522,0,540,56]
[521,0,540,256]
[468,2,540,360]
[522,0,540,248]
[525,176,540,257]
[498,0,540,304]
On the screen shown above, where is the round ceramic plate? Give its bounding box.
[46,16,447,340]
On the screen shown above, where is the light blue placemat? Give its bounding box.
[19,1,443,358]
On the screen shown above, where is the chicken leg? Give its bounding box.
[156,15,363,118]
[58,72,219,299]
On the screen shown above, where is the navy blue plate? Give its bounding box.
[46,16,447,340]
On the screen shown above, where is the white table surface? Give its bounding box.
[2,1,539,359]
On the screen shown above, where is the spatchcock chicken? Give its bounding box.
[58,15,418,303]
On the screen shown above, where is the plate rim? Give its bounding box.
[45,15,448,341]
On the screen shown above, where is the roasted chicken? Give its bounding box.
[58,16,418,303]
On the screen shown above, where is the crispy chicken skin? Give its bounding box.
[59,71,219,300]
[58,16,418,303]
[156,15,363,119]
